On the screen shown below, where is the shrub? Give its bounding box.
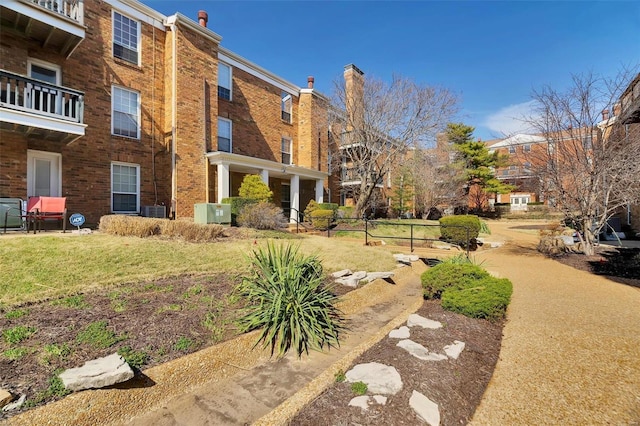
[222,197,258,225]
[236,242,343,358]
[310,209,334,230]
[421,263,490,299]
[337,206,355,219]
[237,202,288,230]
[439,215,481,247]
[318,203,339,212]
[304,200,319,220]
[238,174,273,202]
[99,215,226,242]
[441,277,512,321]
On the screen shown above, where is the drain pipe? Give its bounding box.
[167,15,178,219]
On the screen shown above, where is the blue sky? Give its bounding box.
[144,1,640,141]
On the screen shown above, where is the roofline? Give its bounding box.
[165,13,222,44]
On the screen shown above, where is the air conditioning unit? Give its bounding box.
[141,205,166,218]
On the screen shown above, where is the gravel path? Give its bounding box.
[470,221,640,425]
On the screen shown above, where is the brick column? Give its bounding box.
[217,163,230,202]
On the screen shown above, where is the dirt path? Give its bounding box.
[470,221,640,425]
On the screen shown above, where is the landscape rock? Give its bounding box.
[393,254,420,264]
[59,353,134,391]
[410,390,440,426]
[2,394,25,412]
[372,395,388,405]
[397,339,447,361]
[0,389,13,408]
[444,340,466,359]
[407,314,443,329]
[331,269,352,278]
[348,395,371,410]
[362,271,394,283]
[345,362,403,395]
[388,326,410,339]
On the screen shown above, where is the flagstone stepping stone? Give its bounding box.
[389,326,410,339]
[407,314,442,329]
[348,395,388,411]
[362,271,395,283]
[444,340,465,359]
[331,269,352,278]
[397,340,447,361]
[2,394,25,412]
[59,353,134,391]
[345,362,403,395]
[393,254,420,264]
[410,390,440,426]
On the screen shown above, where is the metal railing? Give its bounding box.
[0,70,84,123]
[32,0,84,24]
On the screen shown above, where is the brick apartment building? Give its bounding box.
[0,0,331,225]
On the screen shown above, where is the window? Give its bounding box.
[582,135,593,149]
[523,144,531,152]
[281,92,292,123]
[218,62,232,100]
[281,137,292,164]
[508,145,516,154]
[112,86,140,138]
[113,11,139,64]
[218,117,232,152]
[111,163,139,213]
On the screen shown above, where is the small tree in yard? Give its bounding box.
[390,167,414,217]
[330,71,458,218]
[447,123,514,211]
[238,175,273,202]
[525,70,640,255]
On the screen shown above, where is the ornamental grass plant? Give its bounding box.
[236,242,344,358]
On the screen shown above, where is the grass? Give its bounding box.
[3,325,37,344]
[5,309,28,319]
[0,232,398,306]
[40,343,72,365]
[76,321,127,349]
[3,347,30,360]
[173,336,194,352]
[51,295,89,309]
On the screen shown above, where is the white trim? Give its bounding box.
[27,58,62,85]
[111,161,140,213]
[112,9,142,66]
[218,50,299,97]
[281,136,292,165]
[205,151,328,180]
[300,87,329,102]
[0,108,86,138]
[111,85,141,139]
[5,1,85,37]
[105,0,166,30]
[217,116,232,152]
[165,13,222,44]
[27,150,62,198]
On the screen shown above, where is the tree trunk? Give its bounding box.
[581,218,595,256]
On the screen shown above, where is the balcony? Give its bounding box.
[339,130,365,148]
[0,70,85,144]
[1,0,85,57]
[620,73,640,125]
[341,167,383,187]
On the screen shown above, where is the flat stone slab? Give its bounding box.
[2,394,25,412]
[388,326,410,339]
[362,271,394,283]
[331,269,352,278]
[397,339,447,361]
[444,340,465,359]
[407,314,442,329]
[345,362,403,395]
[0,389,13,408]
[410,390,440,426]
[59,353,134,391]
[393,254,420,264]
[348,395,388,411]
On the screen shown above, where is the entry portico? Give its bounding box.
[205,151,328,222]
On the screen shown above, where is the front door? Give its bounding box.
[27,150,61,198]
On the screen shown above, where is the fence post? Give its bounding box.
[365,218,368,246]
[410,224,414,253]
[466,227,470,258]
[327,217,330,238]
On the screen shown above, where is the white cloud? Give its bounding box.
[484,100,538,136]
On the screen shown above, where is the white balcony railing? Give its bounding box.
[0,70,84,124]
[31,0,84,24]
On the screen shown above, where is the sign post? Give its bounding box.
[69,213,86,233]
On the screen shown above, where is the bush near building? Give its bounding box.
[439,215,481,247]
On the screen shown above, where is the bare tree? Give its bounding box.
[525,70,640,255]
[329,67,458,218]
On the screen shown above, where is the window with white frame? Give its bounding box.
[112,86,140,138]
[281,137,292,164]
[508,145,516,154]
[218,62,232,100]
[218,117,232,152]
[113,11,140,64]
[111,163,139,213]
[281,92,292,123]
[523,144,531,152]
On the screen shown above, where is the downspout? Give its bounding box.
[167,16,178,219]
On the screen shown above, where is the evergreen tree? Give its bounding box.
[238,175,273,202]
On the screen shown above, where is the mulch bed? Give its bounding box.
[553,246,640,288]
[291,300,504,425]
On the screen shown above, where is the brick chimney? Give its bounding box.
[198,10,208,27]
[602,109,610,121]
[307,76,314,89]
[344,64,364,131]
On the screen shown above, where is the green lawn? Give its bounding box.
[0,233,400,306]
